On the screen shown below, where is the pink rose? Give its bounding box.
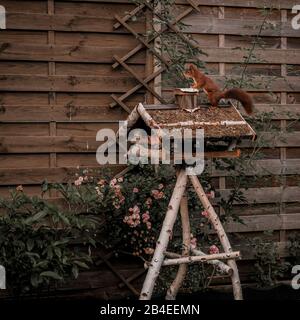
[158,183,164,190]
[152,189,164,199]
[16,185,23,192]
[151,189,159,196]
[144,247,154,255]
[206,191,215,199]
[146,222,152,230]
[110,178,117,187]
[133,187,139,193]
[74,176,84,186]
[117,177,124,183]
[157,191,164,199]
[132,213,140,220]
[142,212,150,222]
[209,245,219,255]
[201,210,209,218]
[132,205,140,214]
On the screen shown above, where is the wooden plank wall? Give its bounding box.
[0,0,299,297]
[0,0,147,196]
[160,0,300,260]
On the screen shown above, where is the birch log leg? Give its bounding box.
[165,191,190,300]
[191,248,233,276]
[189,175,243,300]
[139,169,187,300]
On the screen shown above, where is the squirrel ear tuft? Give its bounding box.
[190,64,197,70]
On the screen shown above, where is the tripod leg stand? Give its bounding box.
[139,169,243,300]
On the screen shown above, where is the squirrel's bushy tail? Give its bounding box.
[218,88,254,115]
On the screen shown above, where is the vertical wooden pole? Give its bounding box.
[140,169,188,300]
[48,0,57,198]
[279,9,287,245]
[165,191,190,300]
[153,2,162,104]
[189,175,243,300]
[218,6,226,216]
[145,8,155,105]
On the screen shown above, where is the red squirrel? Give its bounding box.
[184,64,254,114]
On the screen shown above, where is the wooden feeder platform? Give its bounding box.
[145,104,255,140]
[113,89,256,301]
[119,98,255,161]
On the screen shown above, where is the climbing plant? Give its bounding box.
[130,0,207,88]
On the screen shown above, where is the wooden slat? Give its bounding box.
[0,154,50,169]
[6,13,298,37]
[200,48,300,64]
[253,104,300,120]
[0,136,107,153]
[166,76,300,92]
[0,132,299,153]
[6,13,145,33]
[218,186,300,204]
[0,43,145,64]
[0,104,298,122]
[239,132,300,148]
[0,166,125,185]
[0,75,139,92]
[58,0,296,9]
[182,16,299,37]
[222,213,300,233]
[0,105,126,122]
[1,75,300,92]
[210,159,300,177]
[1,158,299,185]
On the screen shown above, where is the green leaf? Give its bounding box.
[47,247,53,259]
[54,247,62,258]
[40,271,63,280]
[74,260,89,269]
[25,211,47,224]
[27,239,34,251]
[72,265,79,279]
[30,274,42,287]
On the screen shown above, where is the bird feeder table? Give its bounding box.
[115,91,256,301]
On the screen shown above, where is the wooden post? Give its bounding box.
[165,191,190,300]
[163,251,240,266]
[165,250,233,276]
[139,169,188,300]
[174,88,199,110]
[191,248,233,276]
[189,175,243,300]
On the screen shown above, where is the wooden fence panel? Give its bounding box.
[0,0,299,298]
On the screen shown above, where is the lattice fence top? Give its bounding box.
[110,0,205,113]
